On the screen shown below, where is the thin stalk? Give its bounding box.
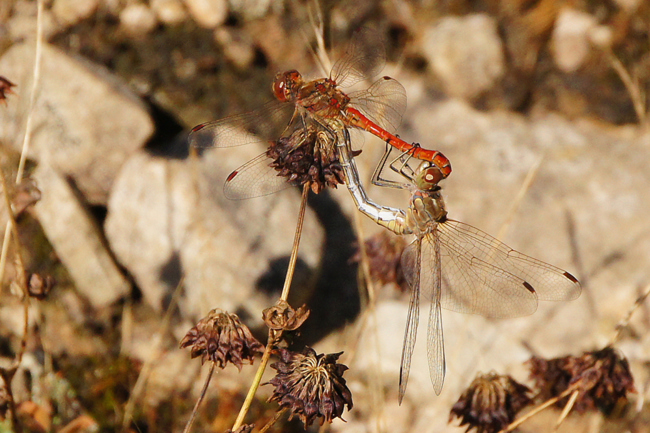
[232,330,278,431]
[280,183,310,302]
[0,0,44,289]
[258,407,288,433]
[182,363,216,433]
[502,386,576,432]
[232,182,310,430]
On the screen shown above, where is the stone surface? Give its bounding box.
[551,8,599,73]
[0,42,154,205]
[182,0,227,29]
[324,93,650,431]
[421,14,505,99]
[150,0,188,25]
[105,147,324,317]
[51,0,99,27]
[119,3,158,36]
[32,163,130,309]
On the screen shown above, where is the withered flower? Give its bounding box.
[263,300,310,331]
[352,231,407,291]
[0,76,15,104]
[27,273,55,300]
[266,347,353,427]
[528,346,635,414]
[449,372,532,433]
[180,309,264,370]
[267,126,345,194]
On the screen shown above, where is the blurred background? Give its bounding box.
[0,0,649,431]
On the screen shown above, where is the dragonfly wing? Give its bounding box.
[223,152,295,200]
[189,100,295,148]
[348,77,406,132]
[398,240,421,404]
[436,219,581,318]
[421,234,445,395]
[331,27,386,88]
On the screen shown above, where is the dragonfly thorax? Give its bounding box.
[273,70,303,102]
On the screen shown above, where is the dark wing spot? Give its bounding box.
[191,124,207,132]
[523,281,536,294]
[226,170,238,182]
[563,272,580,284]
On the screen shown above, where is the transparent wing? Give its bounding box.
[398,240,420,404]
[330,27,386,88]
[348,76,406,132]
[436,219,581,318]
[189,100,295,148]
[420,235,446,396]
[223,152,295,200]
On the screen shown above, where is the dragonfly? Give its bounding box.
[337,133,582,402]
[189,28,451,199]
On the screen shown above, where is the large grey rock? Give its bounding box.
[33,164,131,308]
[421,14,505,99]
[105,146,324,317]
[325,95,650,431]
[0,42,154,205]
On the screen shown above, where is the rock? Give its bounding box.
[182,0,227,29]
[105,147,324,317]
[421,14,505,99]
[551,8,599,73]
[214,27,255,70]
[32,164,131,309]
[150,0,188,25]
[51,0,99,27]
[228,0,274,21]
[119,3,158,36]
[7,0,58,41]
[0,42,154,205]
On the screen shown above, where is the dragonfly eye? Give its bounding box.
[416,167,444,191]
[273,70,302,102]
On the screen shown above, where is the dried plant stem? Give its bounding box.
[258,407,288,433]
[555,389,579,429]
[502,386,576,432]
[280,183,310,302]
[0,0,44,290]
[608,52,648,128]
[610,283,650,346]
[182,363,216,433]
[232,182,310,431]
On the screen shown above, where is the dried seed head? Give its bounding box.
[27,273,55,300]
[267,127,345,194]
[263,300,310,331]
[180,309,264,370]
[266,347,353,427]
[352,231,408,291]
[449,372,532,433]
[528,346,635,414]
[0,76,15,105]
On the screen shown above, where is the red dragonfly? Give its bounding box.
[189,29,451,199]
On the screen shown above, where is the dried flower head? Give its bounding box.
[0,76,16,105]
[267,126,345,194]
[528,346,635,414]
[180,309,264,370]
[449,372,532,433]
[27,273,55,300]
[352,231,408,290]
[266,347,353,427]
[263,300,310,331]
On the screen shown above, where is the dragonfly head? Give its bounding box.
[414,162,444,191]
[273,70,303,102]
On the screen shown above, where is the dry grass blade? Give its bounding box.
[610,283,650,346]
[608,52,648,129]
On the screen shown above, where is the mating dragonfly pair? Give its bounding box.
[189,29,581,403]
